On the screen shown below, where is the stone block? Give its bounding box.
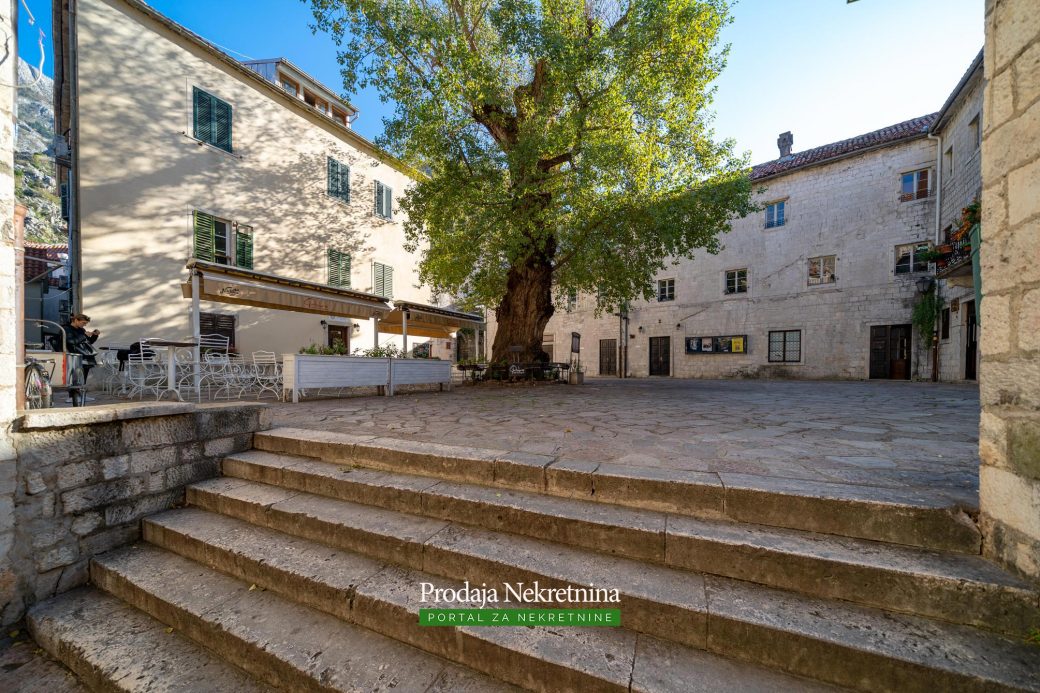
[979,219,1040,295]
[980,357,1040,409]
[14,423,123,467]
[122,415,196,449]
[31,524,67,550]
[57,459,100,491]
[980,465,1040,539]
[1007,157,1040,226]
[79,524,140,557]
[1014,38,1040,114]
[61,477,147,514]
[24,470,46,495]
[101,454,130,480]
[164,460,217,489]
[71,512,103,536]
[33,567,62,601]
[129,446,177,474]
[195,405,264,439]
[203,436,240,458]
[0,460,14,496]
[56,559,89,593]
[993,0,1040,73]
[981,99,1040,193]
[1018,287,1040,352]
[104,491,181,526]
[1007,417,1040,481]
[986,67,1015,134]
[980,293,1011,356]
[36,542,78,572]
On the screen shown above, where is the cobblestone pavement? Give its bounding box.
[271,378,981,509]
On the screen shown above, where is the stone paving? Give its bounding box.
[271,378,982,509]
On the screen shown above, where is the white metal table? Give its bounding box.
[149,339,198,401]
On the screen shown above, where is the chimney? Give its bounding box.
[777,131,793,158]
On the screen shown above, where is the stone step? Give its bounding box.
[145,506,1040,693]
[90,541,832,693]
[27,587,271,692]
[215,450,1040,636]
[253,427,982,554]
[89,546,520,693]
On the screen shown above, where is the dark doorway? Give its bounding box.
[965,300,978,380]
[649,336,670,376]
[869,324,912,380]
[599,339,617,376]
[327,324,351,350]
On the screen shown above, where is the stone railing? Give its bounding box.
[2,401,270,625]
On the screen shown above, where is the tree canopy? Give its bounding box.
[311,0,754,359]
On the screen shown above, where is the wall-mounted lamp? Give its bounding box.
[675,324,682,330]
[915,276,935,294]
[637,326,644,333]
[320,320,327,327]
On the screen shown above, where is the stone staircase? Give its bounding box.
[28,427,1040,692]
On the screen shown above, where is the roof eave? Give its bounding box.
[750,130,933,184]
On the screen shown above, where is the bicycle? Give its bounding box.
[24,356,54,409]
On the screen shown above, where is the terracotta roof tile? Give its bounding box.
[751,114,938,181]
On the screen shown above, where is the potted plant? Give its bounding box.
[568,361,585,385]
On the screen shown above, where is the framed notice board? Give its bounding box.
[685,335,747,354]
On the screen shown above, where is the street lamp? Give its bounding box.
[915,276,934,294]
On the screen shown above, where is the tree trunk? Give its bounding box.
[491,256,555,364]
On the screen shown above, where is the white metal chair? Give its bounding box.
[125,351,165,400]
[251,351,282,400]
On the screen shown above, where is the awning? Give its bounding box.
[378,300,485,339]
[182,259,390,320]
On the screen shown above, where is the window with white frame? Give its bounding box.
[725,269,748,295]
[895,242,931,274]
[900,169,930,201]
[944,146,954,177]
[374,181,393,219]
[969,114,980,151]
[765,201,785,228]
[192,211,252,269]
[808,255,836,285]
[657,279,675,302]
[566,289,577,311]
[768,330,801,363]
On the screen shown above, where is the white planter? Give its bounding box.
[282,354,453,402]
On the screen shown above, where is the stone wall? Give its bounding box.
[0,0,20,641]
[978,0,1040,581]
[2,401,269,624]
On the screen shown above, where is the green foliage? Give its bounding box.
[299,339,351,355]
[911,285,944,344]
[310,0,754,315]
[1026,627,1040,646]
[352,344,406,358]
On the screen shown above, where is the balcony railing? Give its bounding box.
[934,230,974,279]
[899,189,932,202]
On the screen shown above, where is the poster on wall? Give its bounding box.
[685,335,748,354]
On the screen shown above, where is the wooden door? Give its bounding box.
[599,339,617,376]
[869,326,889,379]
[649,336,670,376]
[869,325,911,380]
[327,325,350,350]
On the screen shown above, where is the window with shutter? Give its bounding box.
[192,87,233,153]
[372,262,393,298]
[235,225,254,269]
[374,181,393,219]
[327,157,350,203]
[200,312,236,349]
[328,248,351,287]
[193,211,216,262]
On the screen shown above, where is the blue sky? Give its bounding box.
[18,0,983,164]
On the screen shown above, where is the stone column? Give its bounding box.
[0,0,20,623]
[978,0,1040,581]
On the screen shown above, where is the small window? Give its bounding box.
[566,289,577,312]
[895,242,931,274]
[328,248,351,288]
[279,75,299,97]
[768,330,801,363]
[808,256,836,285]
[192,87,233,152]
[200,312,236,349]
[374,181,393,219]
[900,169,930,201]
[725,269,748,295]
[657,279,675,302]
[765,201,786,229]
[331,107,348,126]
[944,147,954,177]
[327,157,350,203]
[941,307,951,340]
[969,114,981,151]
[372,261,393,298]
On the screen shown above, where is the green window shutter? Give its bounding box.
[327,158,350,202]
[192,87,213,143]
[235,225,253,269]
[373,262,393,298]
[328,248,351,287]
[213,97,232,152]
[374,181,383,216]
[192,87,232,152]
[384,185,392,220]
[327,158,338,197]
[193,210,215,262]
[341,165,350,202]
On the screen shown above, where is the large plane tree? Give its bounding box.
[310,0,754,362]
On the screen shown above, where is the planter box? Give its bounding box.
[282,354,453,402]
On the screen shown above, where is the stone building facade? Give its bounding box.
[978,0,1040,581]
[520,116,942,380]
[932,51,984,383]
[55,0,438,356]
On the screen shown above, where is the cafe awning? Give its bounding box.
[182,259,390,320]
[378,300,485,339]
